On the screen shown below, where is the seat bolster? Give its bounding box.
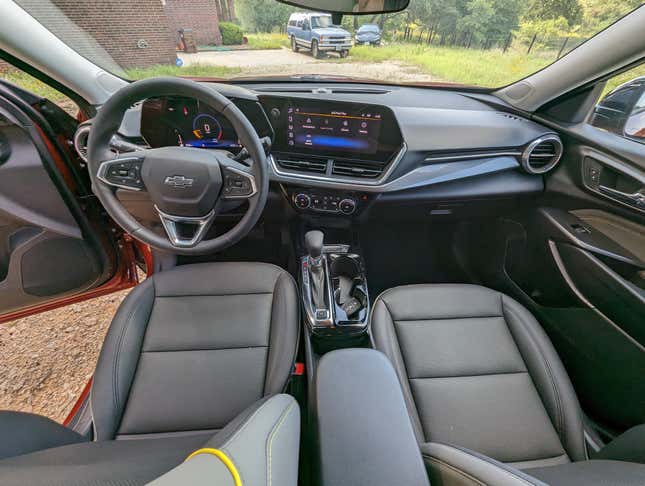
[421,442,549,486]
[593,424,645,464]
[91,278,156,440]
[0,411,86,460]
[148,395,300,486]
[264,271,300,395]
[370,296,426,443]
[501,295,586,461]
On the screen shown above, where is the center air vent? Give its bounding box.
[332,160,384,179]
[275,154,327,173]
[73,124,91,162]
[521,135,563,174]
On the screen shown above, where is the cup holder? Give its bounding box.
[329,254,369,325]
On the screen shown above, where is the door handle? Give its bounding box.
[598,185,645,208]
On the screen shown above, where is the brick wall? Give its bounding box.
[163,0,222,46]
[12,0,178,70]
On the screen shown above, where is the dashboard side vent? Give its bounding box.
[73,124,91,162]
[275,155,327,173]
[331,160,384,178]
[521,135,563,174]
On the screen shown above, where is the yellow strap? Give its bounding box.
[185,448,242,486]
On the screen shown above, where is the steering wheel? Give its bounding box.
[87,77,268,255]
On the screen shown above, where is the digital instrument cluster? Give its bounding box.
[140,97,242,151]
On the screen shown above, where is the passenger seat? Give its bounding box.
[371,284,645,485]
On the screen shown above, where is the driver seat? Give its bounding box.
[0,262,300,484]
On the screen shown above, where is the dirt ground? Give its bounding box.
[0,287,133,423]
[179,47,436,84]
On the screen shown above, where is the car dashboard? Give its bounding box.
[86,81,562,218]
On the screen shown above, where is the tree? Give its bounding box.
[525,0,583,25]
[235,0,293,32]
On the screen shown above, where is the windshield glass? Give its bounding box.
[359,25,379,32]
[311,15,333,28]
[8,0,644,89]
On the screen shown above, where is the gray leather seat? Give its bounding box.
[0,262,300,485]
[371,283,645,486]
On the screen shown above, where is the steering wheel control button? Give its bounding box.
[222,166,257,199]
[99,157,145,191]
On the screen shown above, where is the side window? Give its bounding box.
[589,64,645,144]
[0,64,80,118]
[296,20,303,28]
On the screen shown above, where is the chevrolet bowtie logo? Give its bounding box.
[164,175,194,188]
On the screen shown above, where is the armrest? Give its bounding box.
[0,411,85,460]
[148,394,300,486]
[422,442,548,486]
[593,424,645,464]
[315,348,429,486]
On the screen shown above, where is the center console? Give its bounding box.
[300,230,370,336]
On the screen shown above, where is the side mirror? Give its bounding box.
[275,0,409,15]
[590,77,645,143]
[624,90,645,142]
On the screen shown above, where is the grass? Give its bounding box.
[346,43,555,88]
[125,64,241,80]
[245,33,289,50]
[1,70,70,103]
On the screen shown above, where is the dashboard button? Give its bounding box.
[294,193,311,209]
[339,198,357,215]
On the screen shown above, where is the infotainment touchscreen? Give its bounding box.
[286,105,382,154]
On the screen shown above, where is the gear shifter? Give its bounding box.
[305,230,327,312]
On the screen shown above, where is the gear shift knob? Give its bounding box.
[305,230,324,261]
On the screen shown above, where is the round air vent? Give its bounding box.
[73,124,91,162]
[521,135,563,174]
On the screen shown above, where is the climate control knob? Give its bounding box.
[339,198,357,215]
[294,193,311,209]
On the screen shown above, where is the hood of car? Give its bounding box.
[356,31,380,39]
[314,27,350,36]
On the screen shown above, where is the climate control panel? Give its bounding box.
[288,188,368,216]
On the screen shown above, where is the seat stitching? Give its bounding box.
[156,291,274,298]
[267,401,296,486]
[504,302,565,448]
[141,345,268,353]
[423,455,486,486]
[394,315,503,322]
[112,294,145,412]
[409,371,528,380]
[221,397,277,448]
[427,443,542,486]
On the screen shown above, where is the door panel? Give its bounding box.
[0,113,105,314]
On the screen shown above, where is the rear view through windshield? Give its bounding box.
[7,0,645,89]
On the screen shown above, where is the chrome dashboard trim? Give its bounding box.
[268,142,407,187]
[424,151,521,163]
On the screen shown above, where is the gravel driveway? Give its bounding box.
[0,287,134,423]
[179,48,436,84]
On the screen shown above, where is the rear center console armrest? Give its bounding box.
[315,348,429,486]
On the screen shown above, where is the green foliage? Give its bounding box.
[245,33,289,49]
[524,0,583,24]
[220,22,244,45]
[125,64,241,79]
[346,42,554,87]
[235,0,294,32]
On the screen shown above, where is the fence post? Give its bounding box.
[527,33,537,54]
[557,37,569,59]
[417,29,423,43]
[503,33,512,53]
[466,31,473,48]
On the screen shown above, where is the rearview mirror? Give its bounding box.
[275,0,409,15]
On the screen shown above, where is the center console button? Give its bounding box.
[294,193,311,209]
[339,198,357,215]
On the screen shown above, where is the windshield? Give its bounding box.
[7,0,644,89]
[311,15,333,28]
[359,25,379,32]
